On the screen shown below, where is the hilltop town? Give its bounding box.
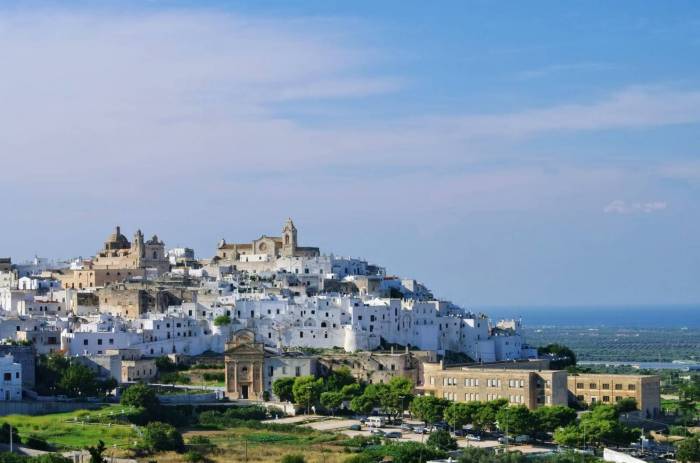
[0,220,688,463]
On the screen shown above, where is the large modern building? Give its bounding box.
[567,373,661,417]
[420,361,569,409]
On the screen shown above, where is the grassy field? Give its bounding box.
[3,405,138,450]
[170,428,350,463]
[1,406,352,462]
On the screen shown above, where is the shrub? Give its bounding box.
[280,454,306,463]
[426,429,457,451]
[184,450,205,463]
[160,372,191,384]
[188,436,211,445]
[202,372,225,382]
[142,422,184,453]
[213,315,231,326]
[121,383,159,409]
[24,435,51,451]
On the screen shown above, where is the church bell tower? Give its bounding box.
[281,218,297,257]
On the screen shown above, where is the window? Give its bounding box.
[602,383,610,390]
[299,331,303,338]
[83,339,88,345]
[295,367,301,377]
[628,384,636,391]
[603,396,610,402]
[589,383,597,389]
[97,339,102,345]
[3,373,11,381]
[615,384,623,390]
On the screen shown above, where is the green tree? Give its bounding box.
[382,441,446,463]
[473,399,508,431]
[538,344,577,368]
[57,363,98,398]
[410,396,449,425]
[35,353,70,395]
[360,377,414,420]
[86,440,107,463]
[320,391,344,416]
[676,437,700,463]
[426,429,458,451]
[155,356,178,373]
[272,377,296,402]
[120,383,160,411]
[341,383,362,400]
[444,402,480,430]
[292,376,323,413]
[324,367,356,392]
[554,425,584,448]
[614,398,638,414]
[496,405,534,436]
[349,394,376,415]
[0,423,21,445]
[532,405,577,433]
[555,405,641,448]
[142,422,184,452]
[213,315,231,326]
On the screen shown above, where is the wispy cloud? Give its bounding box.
[603,200,668,214]
[433,87,700,140]
[515,62,618,80]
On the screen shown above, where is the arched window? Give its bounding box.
[321,321,327,328]
[285,234,289,245]
[153,251,157,259]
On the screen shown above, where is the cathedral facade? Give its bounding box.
[215,219,320,271]
[92,226,170,274]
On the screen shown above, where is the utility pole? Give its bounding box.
[9,424,12,453]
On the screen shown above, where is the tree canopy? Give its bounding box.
[272,377,295,402]
[410,396,449,425]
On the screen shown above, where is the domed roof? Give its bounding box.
[104,226,130,250]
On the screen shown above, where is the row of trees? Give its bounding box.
[553,405,641,447]
[409,396,578,435]
[272,368,414,417]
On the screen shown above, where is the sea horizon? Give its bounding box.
[475,304,700,329]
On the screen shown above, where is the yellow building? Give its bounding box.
[421,361,568,409]
[59,268,146,290]
[567,373,661,417]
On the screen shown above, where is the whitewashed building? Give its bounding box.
[0,354,22,401]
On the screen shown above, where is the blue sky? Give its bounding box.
[0,1,699,307]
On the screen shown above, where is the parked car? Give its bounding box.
[515,435,531,444]
[466,434,482,441]
[400,424,413,431]
[385,432,402,439]
[413,426,428,434]
[367,416,386,428]
[453,429,465,437]
[370,429,385,436]
[348,424,361,431]
[498,437,510,445]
